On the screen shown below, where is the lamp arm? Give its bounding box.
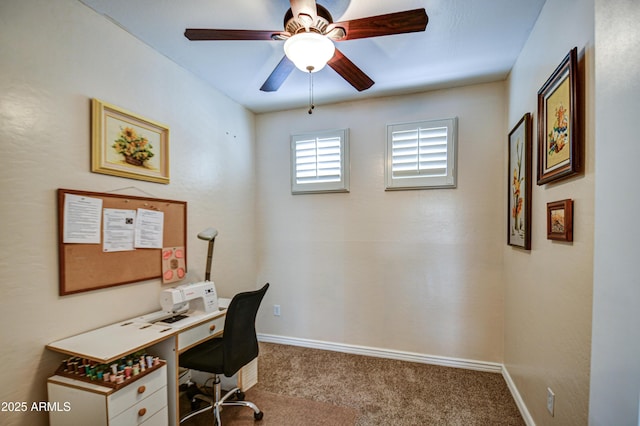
[204,239,215,281]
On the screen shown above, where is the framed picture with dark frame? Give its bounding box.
[508,113,532,249]
[537,47,579,185]
[546,199,573,242]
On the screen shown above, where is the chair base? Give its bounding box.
[179,376,263,425]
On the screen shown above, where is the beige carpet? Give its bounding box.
[181,342,524,425]
[181,388,357,425]
[256,343,524,426]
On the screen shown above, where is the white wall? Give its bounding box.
[590,1,640,424]
[0,1,256,425]
[504,0,595,424]
[255,82,506,362]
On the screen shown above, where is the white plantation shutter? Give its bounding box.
[391,126,448,178]
[291,129,349,194]
[385,118,457,189]
[295,135,342,184]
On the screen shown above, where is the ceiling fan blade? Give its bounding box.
[185,29,284,41]
[327,48,374,92]
[328,8,428,41]
[260,56,296,92]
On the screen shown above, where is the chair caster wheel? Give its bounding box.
[235,390,245,401]
[254,411,264,420]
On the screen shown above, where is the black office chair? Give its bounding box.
[179,283,269,425]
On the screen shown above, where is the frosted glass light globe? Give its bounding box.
[284,32,335,72]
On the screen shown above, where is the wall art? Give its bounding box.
[508,113,532,249]
[546,199,573,242]
[91,99,170,184]
[537,47,579,185]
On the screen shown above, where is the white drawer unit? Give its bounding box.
[48,365,168,426]
[177,315,225,352]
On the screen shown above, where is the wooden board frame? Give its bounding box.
[58,188,187,295]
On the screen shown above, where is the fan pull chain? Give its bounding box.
[307,66,315,114]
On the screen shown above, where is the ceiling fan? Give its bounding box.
[184,0,428,93]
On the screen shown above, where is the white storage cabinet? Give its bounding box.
[48,365,167,426]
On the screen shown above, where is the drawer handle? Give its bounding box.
[138,408,147,417]
[209,324,216,332]
[137,385,146,394]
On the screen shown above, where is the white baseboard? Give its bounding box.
[258,333,502,373]
[502,366,536,426]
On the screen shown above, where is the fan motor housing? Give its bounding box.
[284,4,333,35]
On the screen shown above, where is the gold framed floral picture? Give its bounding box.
[508,113,532,249]
[91,99,170,184]
[546,199,573,242]
[537,47,579,185]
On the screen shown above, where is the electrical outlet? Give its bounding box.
[547,387,555,416]
[273,305,281,316]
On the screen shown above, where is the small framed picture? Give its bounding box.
[546,199,573,241]
[507,113,532,249]
[537,47,580,185]
[91,99,170,184]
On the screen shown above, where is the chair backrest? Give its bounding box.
[221,283,269,377]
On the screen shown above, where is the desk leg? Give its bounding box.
[149,337,179,426]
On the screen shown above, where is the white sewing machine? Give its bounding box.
[155,228,221,325]
[160,281,219,315]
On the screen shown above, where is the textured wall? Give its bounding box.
[0,1,256,425]
[590,0,640,424]
[255,82,506,363]
[504,0,595,424]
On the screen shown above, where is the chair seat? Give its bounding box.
[180,337,225,374]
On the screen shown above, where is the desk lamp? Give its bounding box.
[197,227,218,281]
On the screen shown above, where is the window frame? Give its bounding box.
[385,117,458,190]
[290,128,350,195]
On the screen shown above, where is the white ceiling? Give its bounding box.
[78,0,546,113]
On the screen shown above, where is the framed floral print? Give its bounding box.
[91,99,170,184]
[508,113,532,249]
[537,47,579,185]
[546,199,573,242]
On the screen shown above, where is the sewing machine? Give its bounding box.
[160,281,219,317]
[157,228,220,324]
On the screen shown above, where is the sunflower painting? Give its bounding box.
[111,126,155,167]
[92,99,170,184]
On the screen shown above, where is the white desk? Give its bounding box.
[46,308,225,363]
[46,301,256,425]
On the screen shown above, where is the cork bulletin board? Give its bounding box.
[58,188,187,295]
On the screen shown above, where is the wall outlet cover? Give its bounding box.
[547,387,555,416]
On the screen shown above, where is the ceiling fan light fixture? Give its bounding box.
[284,32,335,73]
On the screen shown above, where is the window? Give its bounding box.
[385,118,457,190]
[290,129,349,194]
